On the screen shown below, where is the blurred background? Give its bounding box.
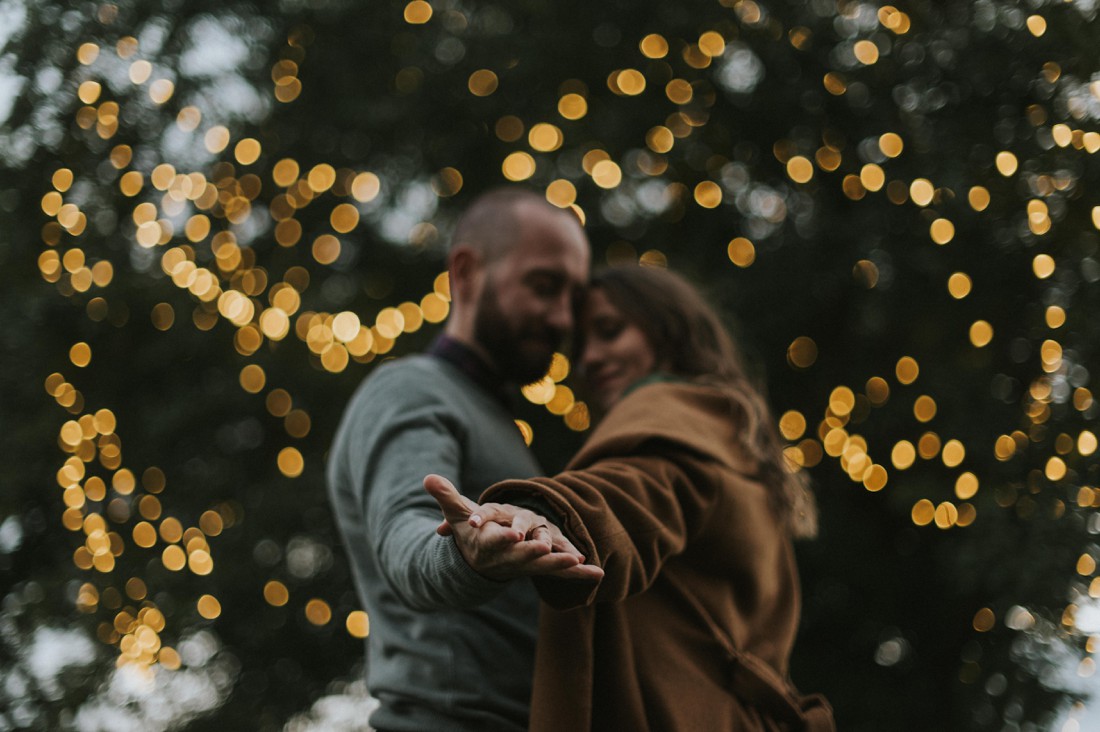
[1,0,1099,729]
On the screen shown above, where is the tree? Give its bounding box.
[1,0,1098,729]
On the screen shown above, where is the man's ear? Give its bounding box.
[448,245,482,303]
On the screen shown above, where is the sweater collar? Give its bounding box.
[427,335,511,407]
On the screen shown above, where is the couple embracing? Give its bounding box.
[327,188,833,731]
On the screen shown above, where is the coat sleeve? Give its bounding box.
[482,444,718,610]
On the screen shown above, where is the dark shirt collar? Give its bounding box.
[427,335,512,407]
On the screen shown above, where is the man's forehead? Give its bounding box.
[505,209,587,262]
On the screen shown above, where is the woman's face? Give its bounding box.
[579,288,657,409]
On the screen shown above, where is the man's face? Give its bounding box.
[472,205,589,385]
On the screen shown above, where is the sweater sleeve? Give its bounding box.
[482,445,717,610]
[342,366,508,611]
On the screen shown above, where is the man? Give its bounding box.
[327,188,592,731]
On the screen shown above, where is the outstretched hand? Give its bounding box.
[424,474,603,582]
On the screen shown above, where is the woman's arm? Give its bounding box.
[480,450,715,609]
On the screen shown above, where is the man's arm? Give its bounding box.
[345,366,592,610]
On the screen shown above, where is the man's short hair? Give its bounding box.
[450,188,560,263]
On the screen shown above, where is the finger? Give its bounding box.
[475,521,527,549]
[508,509,538,537]
[520,552,586,574]
[468,503,519,528]
[549,563,606,581]
[547,528,584,559]
[493,537,557,563]
[424,474,477,524]
[528,525,553,547]
[435,520,453,537]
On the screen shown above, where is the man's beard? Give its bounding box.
[473,284,562,385]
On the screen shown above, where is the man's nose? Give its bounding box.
[545,292,573,333]
[580,341,601,375]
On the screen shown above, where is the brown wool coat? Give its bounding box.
[483,382,833,732]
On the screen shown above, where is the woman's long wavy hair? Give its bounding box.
[585,265,818,539]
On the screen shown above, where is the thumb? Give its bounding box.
[424,474,474,524]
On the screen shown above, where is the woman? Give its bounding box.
[430,266,832,731]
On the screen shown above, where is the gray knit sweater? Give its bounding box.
[327,354,541,731]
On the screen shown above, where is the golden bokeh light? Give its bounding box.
[995,151,1018,176]
[863,465,888,492]
[277,447,304,478]
[913,395,937,423]
[955,472,979,500]
[822,72,847,95]
[264,580,289,606]
[969,320,993,347]
[70,342,92,367]
[555,91,587,121]
[853,40,879,65]
[330,203,360,233]
[787,337,817,369]
[352,172,381,202]
[912,499,935,526]
[779,411,806,441]
[204,126,230,154]
[879,133,903,158]
[502,152,536,182]
[1032,254,1055,279]
[909,179,934,207]
[930,218,955,245]
[305,598,333,626]
[529,123,564,152]
[614,69,646,96]
[646,126,674,154]
[346,610,370,638]
[891,440,916,470]
[694,181,723,208]
[918,432,942,460]
[546,179,577,208]
[197,594,221,619]
[640,33,669,58]
[942,439,965,468]
[1080,431,1098,456]
[307,164,336,192]
[565,402,591,432]
[162,545,186,571]
[514,419,534,446]
[591,160,622,189]
[860,164,885,192]
[468,69,498,97]
[77,42,99,65]
[239,364,266,394]
[934,502,959,529]
[189,550,214,575]
[829,387,856,417]
[947,272,972,299]
[312,234,341,265]
[727,237,755,268]
[786,156,813,183]
[234,138,261,165]
[404,0,432,23]
[973,608,995,632]
[994,434,1017,461]
[865,377,889,405]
